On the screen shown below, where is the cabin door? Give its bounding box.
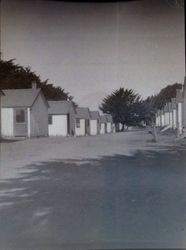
[14,108,28,137]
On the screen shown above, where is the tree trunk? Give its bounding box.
[121,123,125,132]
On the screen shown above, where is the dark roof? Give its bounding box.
[1,88,46,107]
[105,114,113,123]
[75,107,90,119]
[90,111,100,120]
[100,115,107,123]
[48,101,74,115]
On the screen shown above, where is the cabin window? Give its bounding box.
[48,115,53,125]
[15,109,26,123]
[76,118,80,128]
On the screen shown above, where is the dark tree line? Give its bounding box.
[99,83,183,130]
[150,83,182,110]
[0,58,74,102]
[99,88,146,130]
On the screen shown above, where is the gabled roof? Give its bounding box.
[100,115,107,123]
[75,107,90,119]
[48,101,74,115]
[90,111,100,120]
[1,88,46,108]
[105,114,113,123]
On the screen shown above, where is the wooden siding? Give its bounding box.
[49,115,68,136]
[177,102,183,134]
[90,120,98,135]
[173,109,177,129]
[30,93,48,137]
[1,108,14,137]
[100,123,106,134]
[75,119,86,136]
[107,122,112,133]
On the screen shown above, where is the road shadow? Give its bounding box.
[0,148,186,249]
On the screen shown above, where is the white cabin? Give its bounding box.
[183,80,186,134]
[100,115,107,134]
[0,90,5,140]
[176,88,183,135]
[89,111,100,135]
[171,98,177,129]
[1,85,49,138]
[48,101,75,136]
[75,107,90,136]
[105,114,113,133]
[160,109,165,127]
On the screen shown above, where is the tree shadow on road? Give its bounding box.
[0,148,186,249]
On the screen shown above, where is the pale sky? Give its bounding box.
[1,0,184,109]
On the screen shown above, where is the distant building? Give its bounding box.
[48,101,76,136]
[75,107,90,136]
[105,114,113,133]
[1,84,49,138]
[160,109,165,127]
[163,103,170,126]
[176,88,183,135]
[155,110,161,127]
[171,98,177,129]
[0,90,5,140]
[183,80,186,134]
[100,115,107,134]
[89,111,100,135]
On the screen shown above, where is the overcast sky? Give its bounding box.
[1,0,184,109]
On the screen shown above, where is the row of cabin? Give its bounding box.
[155,80,186,136]
[48,102,114,137]
[0,85,114,139]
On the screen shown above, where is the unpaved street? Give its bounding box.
[0,131,186,249]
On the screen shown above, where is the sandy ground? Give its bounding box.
[0,130,180,179]
[0,130,186,249]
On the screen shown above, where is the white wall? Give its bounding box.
[30,93,48,137]
[100,123,106,134]
[27,108,31,137]
[161,114,165,127]
[90,120,98,135]
[155,115,158,126]
[177,102,183,134]
[164,112,170,126]
[119,123,122,131]
[49,115,68,136]
[156,115,160,127]
[75,119,85,136]
[1,108,14,137]
[173,109,177,129]
[169,111,173,128]
[107,122,112,133]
